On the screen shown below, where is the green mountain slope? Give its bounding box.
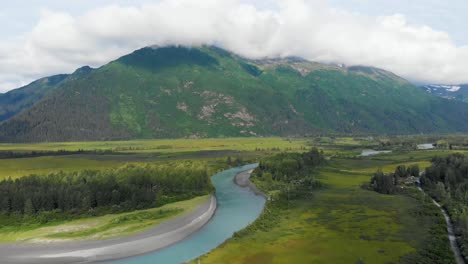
[0,46,467,142]
[0,66,94,123]
[0,75,67,122]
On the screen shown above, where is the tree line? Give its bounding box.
[370,164,420,194]
[421,153,468,260]
[0,149,116,159]
[252,148,325,198]
[234,149,324,238]
[0,162,212,218]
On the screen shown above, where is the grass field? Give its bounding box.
[0,136,433,180]
[2,137,460,181]
[0,136,464,263]
[0,195,209,243]
[195,154,453,264]
[0,156,124,180]
[0,138,312,180]
[0,138,310,153]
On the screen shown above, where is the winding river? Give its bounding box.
[111,163,266,264]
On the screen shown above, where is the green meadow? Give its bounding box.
[0,137,309,153]
[0,136,404,180]
[0,136,465,263]
[0,195,209,243]
[0,156,122,180]
[196,149,457,264]
[0,138,309,242]
[0,137,309,179]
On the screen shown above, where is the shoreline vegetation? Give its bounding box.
[0,195,217,264]
[0,160,217,263]
[194,149,325,263]
[0,162,212,221]
[0,137,466,263]
[0,162,266,263]
[0,195,211,243]
[234,149,325,238]
[234,168,267,199]
[195,144,468,264]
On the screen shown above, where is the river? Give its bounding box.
[111,163,266,264]
[359,149,392,156]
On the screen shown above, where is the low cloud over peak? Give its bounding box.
[1,0,467,92]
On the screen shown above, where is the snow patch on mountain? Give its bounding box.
[425,84,461,92]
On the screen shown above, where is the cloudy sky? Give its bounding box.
[1,0,467,92]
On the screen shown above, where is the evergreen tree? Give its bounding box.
[394,165,407,178]
[24,199,34,215]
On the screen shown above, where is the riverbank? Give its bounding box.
[0,195,216,264]
[111,164,266,264]
[195,157,457,264]
[234,168,268,199]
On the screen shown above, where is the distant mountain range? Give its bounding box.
[0,74,68,122]
[420,84,468,103]
[0,46,467,142]
[0,66,94,123]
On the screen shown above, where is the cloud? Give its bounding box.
[1,0,468,92]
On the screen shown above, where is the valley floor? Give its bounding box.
[196,156,455,264]
[0,137,466,263]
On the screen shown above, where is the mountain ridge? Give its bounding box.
[0,74,69,123]
[0,45,467,142]
[0,66,95,124]
[420,84,468,103]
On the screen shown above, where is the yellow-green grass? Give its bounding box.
[375,151,445,163]
[330,137,373,146]
[370,149,468,163]
[0,151,266,180]
[332,160,432,176]
[0,156,124,180]
[0,195,209,243]
[0,138,312,180]
[0,138,310,153]
[0,155,217,180]
[0,140,462,182]
[196,154,442,264]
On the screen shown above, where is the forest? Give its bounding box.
[252,148,324,198]
[370,164,420,194]
[233,148,325,239]
[421,153,468,260]
[0,162,212,219]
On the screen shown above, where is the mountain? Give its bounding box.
[0,66,94,123]
[0,46,467,142]
[0,74,68,123]
[420,84,468,102]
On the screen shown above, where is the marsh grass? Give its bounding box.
[196,155,454,264]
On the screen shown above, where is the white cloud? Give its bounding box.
[1,0,468,92]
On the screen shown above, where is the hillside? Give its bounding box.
[0,66,94,123]
[0,75,67,122]
[0,46,467,142]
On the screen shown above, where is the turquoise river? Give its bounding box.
[111,163,266,264]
